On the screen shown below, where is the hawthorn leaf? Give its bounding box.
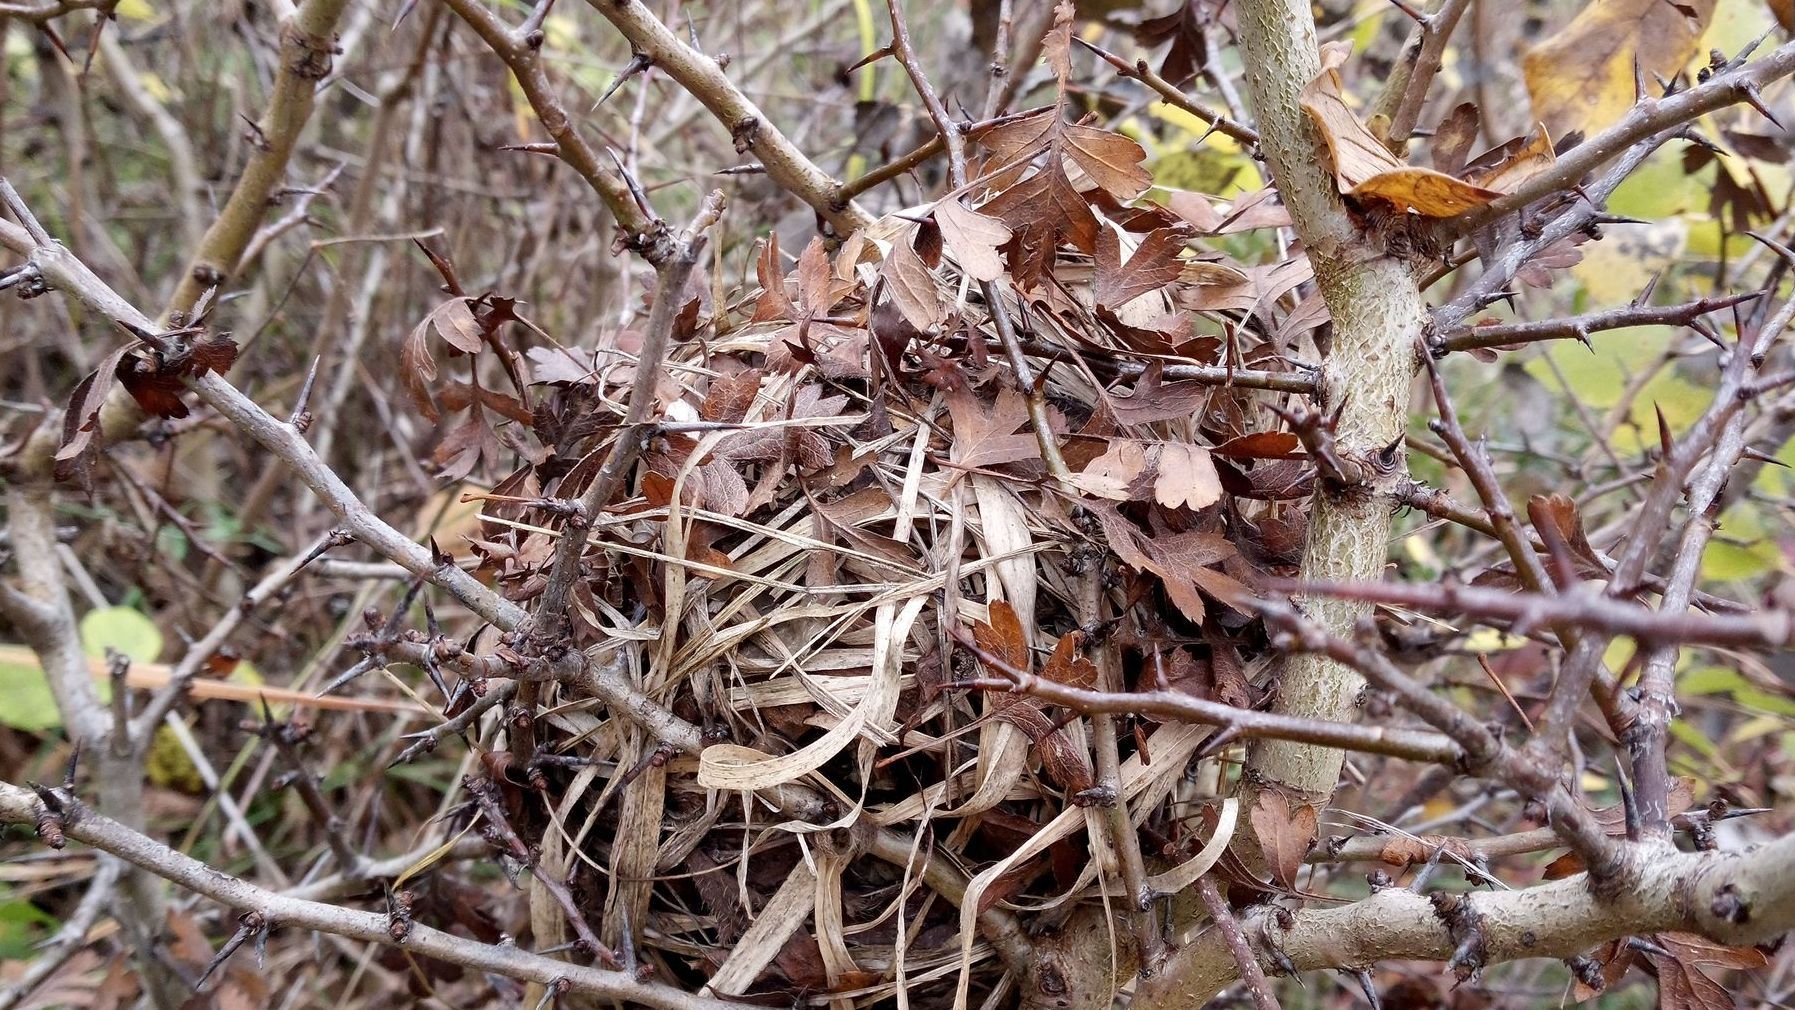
[430,297,484,354]
[1152,442,1222,511]
[526,345,594,385]
[753,233,796,322]
[1464,124,1557,195]
[1041,631,1097,690]
[1095,226,1187,310]
[982,165,1101,286]
[1301,42,1502,217]
[1072,438,1151,500]
[1102,362,1208,426]
[974,599,1030,676]
[935,200,1013,282]
[1135,1,1209,85]
[1432,102,1481,177]
[1041,0,1075,87]
[1210,431,1301,460]
[701,369,763,424]
[948,385,1043,472]
[401,315,443,421]
[881,227,944,331]
[1646,932,1767,1010]
[1062,125,1152,201]
[117,355,189,419]
[1250,789,1317,891]
[1349,170,1504,217]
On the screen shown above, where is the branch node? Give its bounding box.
[1711,883,1751,924]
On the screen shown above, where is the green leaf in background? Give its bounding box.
[78,605,163,661]
[0,654,61,731]
[0,898,58,960]
[1682,665,1795,717]
[0,605,165,731]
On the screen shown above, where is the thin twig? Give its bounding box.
[1074,37,1260,150]
[1195,876,1281,1010]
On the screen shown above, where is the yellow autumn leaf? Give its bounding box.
[1524,0,1719,138]
[1349,169,1503,217]
[138,71,173,105]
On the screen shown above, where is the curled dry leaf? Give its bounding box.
[1300,42,1505,217]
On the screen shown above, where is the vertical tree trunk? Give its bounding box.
[1232,0,1424,832]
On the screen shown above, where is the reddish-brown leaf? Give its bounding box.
[1095,226,1186,310]
[701,369,763,424]
[1041,0,1075,86]
[434,297,484,353]
[1527,492,1607,577]
[56,347,128,484]
[974,599,1030,676]
[1301,42,1502,217]
[117,356,189,419]
[795,236,834,311]
[1249,790,1318,890]
[188,332,239,375]
[1646,932,1767,1010]
[982,165,1100,287]
[1431,102,1481,177]
[1571,938,1635,1001]
[1210,431,1302,460]
[881,227,943,331]
[752,233,796,321]
[947,385,1042,472]
[1102,362,1209,426]
[1063,125,1152,201]
[969,108,1058,167]
[1041,631,1097,690]
[401,313,442,421]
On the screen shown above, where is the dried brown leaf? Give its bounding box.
[1301,42,1502,217]
[881,227,944,331]
[1249,789,1317,890]
[935,200,1013,282]
[1152,442,1222,511]
[1524,0,1717,137]
[1095,226,1186,310]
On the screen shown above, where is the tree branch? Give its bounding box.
[164,0,352,314]
[1137,831,1795,1008]
[577,0,871,235]
[0,782,751,1010]
[1228,0,1428,856]
[1431,292,1758,356]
